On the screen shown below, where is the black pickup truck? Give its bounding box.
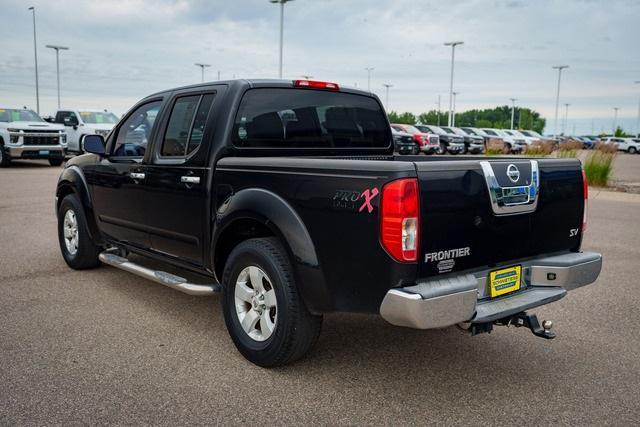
[55,79,602,367]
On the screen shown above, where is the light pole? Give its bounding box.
[444,41,463,126]
[46,45,69,109]
[194,63,211,83]
[365,67,374,92]
[270,0,294,79]
[28,7,40,114]
[635,81,640,137]
[552,65,569,137]
[452,91,460,126]
[510,98,517,130]
[382,84,393,110]
[612,107,620,135]
[437,95,441,126]
[562,103,570,135]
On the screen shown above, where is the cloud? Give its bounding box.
[1,0,639,134]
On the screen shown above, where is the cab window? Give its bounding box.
[160,94,215,157]
[112,101,162,158]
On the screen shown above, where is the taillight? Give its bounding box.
[380,178,420,262]
[293,80,339,90]
[582,169,588,232]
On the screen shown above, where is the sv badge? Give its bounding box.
[569,228,579,237]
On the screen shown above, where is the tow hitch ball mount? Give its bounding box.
[470,312,556,339]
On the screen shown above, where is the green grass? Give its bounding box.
[583,151,615,186]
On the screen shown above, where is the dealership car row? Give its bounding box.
[0,105,118,166]
[1,103,639,168]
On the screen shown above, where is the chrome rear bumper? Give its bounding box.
[380,251,602,329]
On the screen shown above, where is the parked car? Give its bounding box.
[442,126,484,154]
[414,124,464,154]
[53,109,119,154]
[55,79,601,367]
[481,128,525,153]
[390,124,439,154]
[602,137,640,154]
[391,127,420,155]
[0,106,66,167]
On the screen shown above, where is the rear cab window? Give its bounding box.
[232,88,391,149]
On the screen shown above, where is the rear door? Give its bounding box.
[142,88,218,265]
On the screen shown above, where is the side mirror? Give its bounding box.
[82,134,105,155]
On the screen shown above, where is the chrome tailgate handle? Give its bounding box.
[130,172,145,180]
[480,160,539,215]
[181,176,200,184]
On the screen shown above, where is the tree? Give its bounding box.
[387,111,416,124]
[614,126,631,137]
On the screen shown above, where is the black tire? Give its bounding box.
[49,158,64,167]
[222,237,322,367]
[57,194,101,270]
[0,141,11,167]
[628,147,637,154]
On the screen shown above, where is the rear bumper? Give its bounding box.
[380,251,602,329]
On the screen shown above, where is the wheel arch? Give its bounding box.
[56,166,102,243]
[213,188,330,313]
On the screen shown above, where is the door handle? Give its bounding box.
[130,172,146,180]
[181,176,200,185]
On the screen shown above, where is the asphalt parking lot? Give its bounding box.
[1,159,639,425]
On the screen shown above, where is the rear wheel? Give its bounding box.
[57,194,101,269]
[222,237,322,367]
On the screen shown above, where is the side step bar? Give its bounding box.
[98,252,222,296]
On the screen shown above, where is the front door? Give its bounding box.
[90,99,163,249]
[143,91,217,265]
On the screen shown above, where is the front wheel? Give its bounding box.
[222,237,322,367]
[628,147,637,154]
[0,143,11,167]
[57,194,101,269]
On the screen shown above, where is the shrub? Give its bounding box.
[594,142,618,154]
[583,151,615,186]
[524,140,555,157]
[485,138,505,156]
[556,139,583,158]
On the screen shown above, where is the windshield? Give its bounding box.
[426,125,447,135]
[233,88,391,149]
[393,125,420,135]
[522,130,542,138]
[0,108,43,123]
[483,129,498,136]
[79,111,119,124]
[462,127,478,136]
[441,127,456,134]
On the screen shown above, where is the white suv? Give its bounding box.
[602,137,640,154]
[53,109,118,154]
[0,106,66,167]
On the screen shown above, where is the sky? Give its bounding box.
[1,0,639,135]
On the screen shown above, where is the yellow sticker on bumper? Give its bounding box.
[489,265,522,298]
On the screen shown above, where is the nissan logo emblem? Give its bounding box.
[506,164,520,183]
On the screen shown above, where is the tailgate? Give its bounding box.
[415,158,585,277]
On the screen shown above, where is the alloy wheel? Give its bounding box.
[234,265,278,342]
